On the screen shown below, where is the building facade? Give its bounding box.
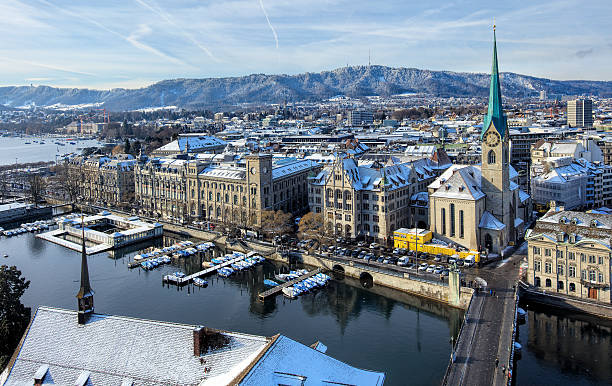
[526,209,611,304]
[135,153,319,226]
[66,155,136,207]
[307,156,437,243]
[567,99,593,128]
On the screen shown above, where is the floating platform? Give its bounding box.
[163,254,247,286]
[258,268,323,301]
[36,229,111,255]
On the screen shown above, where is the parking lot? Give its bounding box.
[283,237,477,285]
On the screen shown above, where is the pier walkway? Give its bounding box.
[258,268,322,301]
[163,255,247,286]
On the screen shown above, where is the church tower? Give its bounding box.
[480,26,513,242]
[76,215,94,324]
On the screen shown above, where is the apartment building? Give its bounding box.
[526,209,611,304]
[134,153,319,225]
[66,154,136,207]
[567,99,593,128]
[307,156,437,244]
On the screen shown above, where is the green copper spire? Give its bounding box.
[482,26,507,139]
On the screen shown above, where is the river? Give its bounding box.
[1,229,463,385]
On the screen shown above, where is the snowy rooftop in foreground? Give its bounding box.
[2,307,385,386]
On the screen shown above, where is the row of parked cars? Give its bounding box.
[322,244,470,276]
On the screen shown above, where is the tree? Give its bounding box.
[50,163,81,203]
[0,265,31,369]
[27,174,46,205]
[124,138,131,154]
[298,212,332,246]
[259,210,293,239]
[111,144,124,155]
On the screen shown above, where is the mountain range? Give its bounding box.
[1,65,611,111]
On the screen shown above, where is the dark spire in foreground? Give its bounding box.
[482,24,507,139]
[76,214,94,324]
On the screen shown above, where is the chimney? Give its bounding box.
[193,326,204,356]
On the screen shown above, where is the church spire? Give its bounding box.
[76,214,94,324]
[482,25,507,139]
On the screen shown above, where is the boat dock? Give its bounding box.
[163,254,247,286]
[127,243,213,269]
[258,268,323,301]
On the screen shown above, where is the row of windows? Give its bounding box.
[533,260,605,282]
[532,247,606,264]
[441,205,465,239]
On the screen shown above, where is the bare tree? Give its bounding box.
[27,174,46,205]
[50,163,82,203]
[260,210,293,239]
[298,212,333,247]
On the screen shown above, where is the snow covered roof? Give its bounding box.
[200,166,246,180]
[272,159,319,180]
[238,335,385,385]
[3,307,270,386]
[430,165,485,200]
[155,135,226,154]
[479,211,506,230]
[519,189,530,203]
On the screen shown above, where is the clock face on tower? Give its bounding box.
[485,131,500,147]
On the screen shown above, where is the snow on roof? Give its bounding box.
[200,166,246,180]
[239,335,385,385]
[272,159,318,180]
[4,307,269,386]
[430,165,485,200]
[519,189,530,203]
[411,191,429,202]
[479,211,506,230]
[156,135,227,153]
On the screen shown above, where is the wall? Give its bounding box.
[284,251,473,310]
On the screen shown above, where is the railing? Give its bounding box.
[506,286,520,385]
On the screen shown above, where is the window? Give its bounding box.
[345,214,351,221]
[589,255,596,264]
[373,225,380,233]
[569,265,576,278]
[534,277,541,287]
[450,204,455,237]
[558,281,564,290]
[534,260,541,272]
[459,210,464,238]
[589,270,596,282]
[581,270,586,280]
[569,283,576,292]
[598,256,604,264]
[487,150,496,164]
[581,253,586,262]
[557,264,564,275]
[598,272,604,282]
[545,249,551,257]
[545,278,551,287]
[568,252,575,260]
[556,250,563,259]
[441,208,446,235]
[545,262,552,273]
[532,246,541,255]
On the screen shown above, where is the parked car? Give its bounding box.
[464,255,476,267]
[442,269,450,276]
[406,263,416,270]
[418,263,428,272]
[426,264,436,273]
[365,253,375,261]
[433,255,441,262]
[456,260,464,267]
[377,256,385,263]
[357,241,366,247]
[369,243,380,249]
[448,257,457,265]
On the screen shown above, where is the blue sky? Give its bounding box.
[1,0,610,89]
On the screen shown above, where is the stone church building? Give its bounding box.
[428,30,532,255]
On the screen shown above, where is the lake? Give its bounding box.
[0,136,103,165]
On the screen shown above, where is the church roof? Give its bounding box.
[429,165,485,200]
[482,28,507,140]
[479,211,506,231]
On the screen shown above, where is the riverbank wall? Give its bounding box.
[518,281,612,320]
[278,251,473,310]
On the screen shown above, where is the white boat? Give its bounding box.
[282,286,297,299]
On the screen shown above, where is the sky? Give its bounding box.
[0,0,610,89]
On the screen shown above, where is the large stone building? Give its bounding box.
[307,156,438,243]
[135,153,319,225]
[567,98,593,128]
[66,154,136,207]
[427,29,531,255]
[525,209,611,304]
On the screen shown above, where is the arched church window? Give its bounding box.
[487,150,496,164]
